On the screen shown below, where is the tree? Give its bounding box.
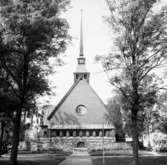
[152,92,167,134]
[0,90,19,155]
[0,31,19,156]
[105,95,125,141]
[105,81,157,144]
[102,1,167,164]
[0,0,70,164]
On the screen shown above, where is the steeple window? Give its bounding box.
[78,58,85,64]
[76,74,79,80]
[84,74,87,79]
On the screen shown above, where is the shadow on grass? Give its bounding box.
[89,149,133,156]
[89,149,155,157]
[92,157,167,165]
[0,151,72,165]
[0,158,65,165]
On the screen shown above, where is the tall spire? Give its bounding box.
[80,9,84,57]
[73,10,90,83]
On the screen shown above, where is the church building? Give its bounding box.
[46,12,115,150]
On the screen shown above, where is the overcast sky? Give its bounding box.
[38,0,113,107]
[37,0,167,107]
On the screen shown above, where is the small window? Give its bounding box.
[78,58,85,64]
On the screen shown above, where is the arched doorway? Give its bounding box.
[77,141,85,148]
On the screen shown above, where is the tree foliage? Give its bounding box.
[102,0,167,164]
[0,0,70,164]
[152,92,167,133]
[106,95,125,141]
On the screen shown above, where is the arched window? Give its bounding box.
[73,131,76,137]
[79,131,83,137]
[86,131,89,137]
[59,131,63,137]
[93,131,96,137]
[66,131,69,137]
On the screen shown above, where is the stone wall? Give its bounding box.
[49,137,115,150]
[19,136,116,151]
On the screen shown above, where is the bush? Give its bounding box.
[151,132,167,152]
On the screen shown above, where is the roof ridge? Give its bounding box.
[47,77,82,120]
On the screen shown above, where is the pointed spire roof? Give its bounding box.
[74,10,89,73]
[80,9,84,57]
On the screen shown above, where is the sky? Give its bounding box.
[37,0,167,108]
[38,0,114,107]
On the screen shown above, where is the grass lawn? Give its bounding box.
[92,156,167,165]
[0,157,65,165]
[0,151,72,165]
[90,149,167,165]
[90,149,133,156]
[89,149,155,157]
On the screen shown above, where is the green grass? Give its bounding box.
[92,156,167,165]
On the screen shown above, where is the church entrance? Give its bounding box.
[77,141,85,148]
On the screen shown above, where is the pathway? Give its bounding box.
[59,149,93,165]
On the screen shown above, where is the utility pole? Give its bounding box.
[102,123,105,165]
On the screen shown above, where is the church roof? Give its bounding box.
[47,77,107,121]
[47,77,82,120]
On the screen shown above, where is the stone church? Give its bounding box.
[43,13,115,150]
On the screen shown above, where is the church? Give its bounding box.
[42,13,115,150]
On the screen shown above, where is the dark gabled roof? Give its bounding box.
[47,77,82,120]
[47,77,107,121]
[87,84,107,110]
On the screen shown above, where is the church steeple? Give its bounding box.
[80,9,84,57]
[78,9,85,65]
[74,10,90,83]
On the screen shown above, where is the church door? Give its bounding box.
[77,141,85,148]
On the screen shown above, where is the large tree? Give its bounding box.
[0,0,70,164]
[102,0,167,164]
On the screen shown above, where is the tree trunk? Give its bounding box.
[132,113,139,165]
[10,105,22,165]
[0,121,5,156]
[10,50,29,165]
[147,112,151,149]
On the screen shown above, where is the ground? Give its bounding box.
[0,151,71,165]
[92,156,167,165]
[1,150,167,165]
[91,150,167,165]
